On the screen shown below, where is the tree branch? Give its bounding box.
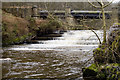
[88,0,101,8]
[103,0,113,8]
[81,19,102,44]
[96,0,102,7]
[91,29,102,44]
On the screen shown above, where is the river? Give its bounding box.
[2,30,103,79]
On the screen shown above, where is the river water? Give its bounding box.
[2,30,103,79]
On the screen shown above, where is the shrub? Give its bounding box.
[37,19,63,36]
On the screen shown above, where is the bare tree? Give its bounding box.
[88,0,113,44]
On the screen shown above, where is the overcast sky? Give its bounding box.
[112,0,120,3]
[1,0,120,2]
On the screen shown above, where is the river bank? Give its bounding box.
[2,10,111,47]
[2,10,118,79]
[83,25,120,80]
[2,11,64,47]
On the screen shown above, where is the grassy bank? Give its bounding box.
[2,11,32,46]
[2,11,64,46]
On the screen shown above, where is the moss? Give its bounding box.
[2,32,33,46]
[88,64,98,72]
[12,34,32,44]
[97,73,106,80]
[97,64,120,79]
[83,28,120,80]
[83,64,98,78]
[111,35,120,63]
[93,41,119,63]
[83,63,120,80]
[93,48,106,63]
[113,23,120,26]
[112,36,120,51]
[102,30,120,63]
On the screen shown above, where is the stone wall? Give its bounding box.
[2,7,34,19]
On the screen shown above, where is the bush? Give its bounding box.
[37,20,63,36]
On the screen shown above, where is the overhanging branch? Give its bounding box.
[103,0,113,8]
[88,0,101,8]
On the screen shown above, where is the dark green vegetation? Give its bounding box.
[83,28,120,80]
[2,11,63,46]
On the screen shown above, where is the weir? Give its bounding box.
[3,30,103,79]
[8,30,103,51]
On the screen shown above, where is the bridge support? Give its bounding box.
[32,5,38,19]
[65,6,75,29]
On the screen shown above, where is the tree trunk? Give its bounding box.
[102,7,106,43]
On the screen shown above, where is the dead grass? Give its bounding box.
[2,11,29,36]
[35,19,47,27]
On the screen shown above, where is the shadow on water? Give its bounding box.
[2,30,103,79]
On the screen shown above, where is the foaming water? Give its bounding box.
[2,30,103,79]
[9,30,103,51]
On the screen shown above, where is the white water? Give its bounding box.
[3,30,104,79]
[9,30,103,52]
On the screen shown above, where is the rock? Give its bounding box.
[82,64,98,80]
[108,26,120,45]
[41,34,62,37]
[83,63,120,80]
[83,24,120,80]
[33,37,54,40]
[83,68,97,77]
[25,40,39,44]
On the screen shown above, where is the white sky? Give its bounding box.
[1,0,120,2]
[112,0,120,3]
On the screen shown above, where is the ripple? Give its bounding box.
[51,62,64,67]
[24,74,43,78]
[2,30,103,79]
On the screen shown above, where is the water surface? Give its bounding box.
[2,30,103,79]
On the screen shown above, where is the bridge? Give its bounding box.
[3,5,111,19]
[39,10,111,19]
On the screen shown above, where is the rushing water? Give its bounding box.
[2,30,103,79]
